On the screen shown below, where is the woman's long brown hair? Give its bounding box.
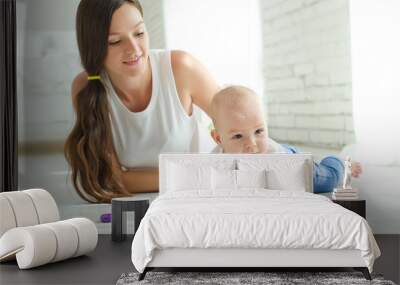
[64,0,143,203]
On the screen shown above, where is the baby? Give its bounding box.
[210,85,362,193]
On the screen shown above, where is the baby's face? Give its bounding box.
[214,101,268,154]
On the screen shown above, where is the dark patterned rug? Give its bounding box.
[116,271,396,285]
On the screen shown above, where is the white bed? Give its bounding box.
[131,153,380,280]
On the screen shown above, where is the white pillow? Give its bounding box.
[236,169,268,189]
[238,158,308,192]
[167,162,212,191]
[266,163,306,191]
[211,168,237,190]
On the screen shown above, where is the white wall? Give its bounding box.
[260,0,353,150]
[348,0,400,234]
[350,0,400,166]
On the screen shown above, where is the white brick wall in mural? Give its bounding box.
[260,0,354,150]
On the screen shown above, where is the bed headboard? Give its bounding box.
[159,153,314,194]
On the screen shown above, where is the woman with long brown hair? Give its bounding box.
[65,0,219,202]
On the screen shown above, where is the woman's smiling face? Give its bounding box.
[104,2,149,78]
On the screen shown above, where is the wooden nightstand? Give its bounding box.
[332,199,366,218]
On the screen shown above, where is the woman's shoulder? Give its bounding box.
[153,49,219,116]
[150,49,194,77]
[169,50,213,89]
[72,71,87,93]
[71,71,88,110]
[168,50,200,97]
[170,50,197,71]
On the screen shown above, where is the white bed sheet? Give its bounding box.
[131,190,380,273]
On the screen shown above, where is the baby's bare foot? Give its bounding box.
[351,162,362,178]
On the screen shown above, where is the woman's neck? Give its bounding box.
[107,59,153,112]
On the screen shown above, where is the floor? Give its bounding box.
[0,235,398,285]
[0,236,133,285]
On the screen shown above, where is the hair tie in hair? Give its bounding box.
[87,75,101,81]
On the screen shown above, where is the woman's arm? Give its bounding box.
[112,152,158,193]
[120,169,159,193]
[109,141,159,193]
[171,50,220,117]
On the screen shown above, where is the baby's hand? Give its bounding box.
[351,161,362,178]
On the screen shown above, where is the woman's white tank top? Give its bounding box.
[103,50,215,168]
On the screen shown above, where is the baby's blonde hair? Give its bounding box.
[210,85,264,128]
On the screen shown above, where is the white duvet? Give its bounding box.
[131,190,380,273]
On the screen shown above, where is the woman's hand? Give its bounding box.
[351,161,363,178]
